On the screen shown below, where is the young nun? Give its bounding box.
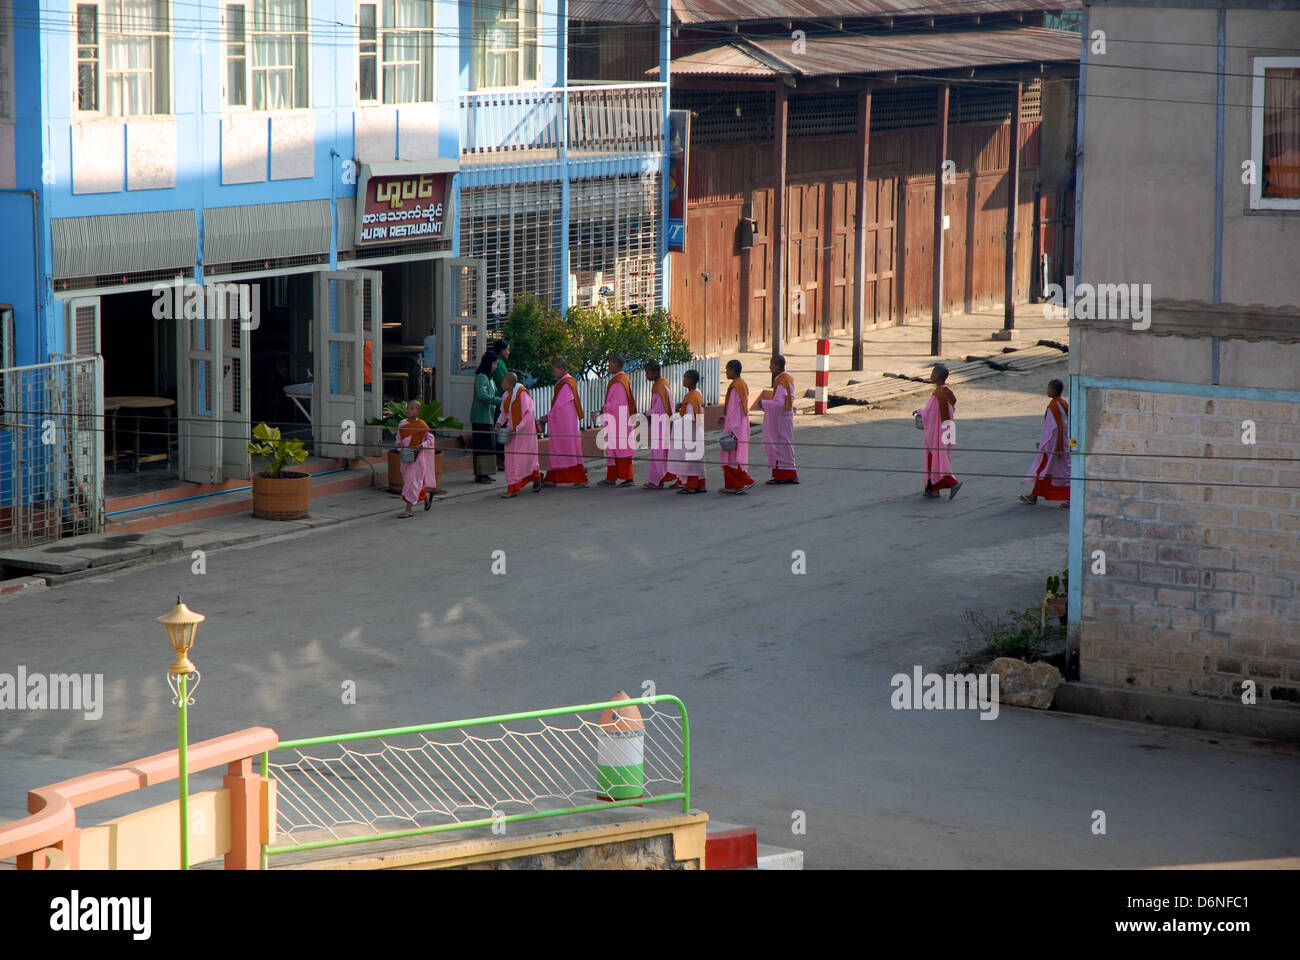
[495,371,542,498]
[395,398,437,518]
[643,360,677,489]
[670,369,707,494]
[717,359,755,494]
[914,363,961,500]
[598,353,638,487]
[537,357,589,487]
[758,353,799,484]
[1020,378,1070,506]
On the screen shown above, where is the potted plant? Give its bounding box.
[1042,569,1068,628]
[247,423,310,519]
[367,400,463,493]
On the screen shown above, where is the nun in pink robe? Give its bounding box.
[915,368,960,499]
[1020,392,1070,503]
[495,375,542,497]
[644,369,677,488]
[396,412,437,517]
[599,361,638,485]
[539,365,589,486]
[759,365,799,483]
[718,362,755,493]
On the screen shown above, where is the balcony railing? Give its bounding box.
[459,83,665,162]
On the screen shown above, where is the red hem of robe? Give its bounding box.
[1031,476,1069,500]
[724,466,755,489]
[772,467,798,481]
[606,459,634,482]
[544,464,589,484]
[507,470,542,494]
[683,475,706,490]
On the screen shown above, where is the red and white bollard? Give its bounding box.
[814,339,830,415]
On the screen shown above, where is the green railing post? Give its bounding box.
[177,672,189,871]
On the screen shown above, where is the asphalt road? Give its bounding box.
[2,363,1297,868]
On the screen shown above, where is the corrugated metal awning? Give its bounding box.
[664,26,1081,78]
[51,210,198,279]
[203,199,333,266]
[572,0,1078,25]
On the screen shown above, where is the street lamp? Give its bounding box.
[158,596,203,870]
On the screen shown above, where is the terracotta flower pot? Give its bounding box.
[1045,595,1067,623]
[251,471,311,520]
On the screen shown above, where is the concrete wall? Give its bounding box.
[1079,3,1300,313]
[1078,382,1300,709]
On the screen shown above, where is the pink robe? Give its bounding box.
[546,377,585,471]
[647,388,673,485]
[496,386,541,493]
[397,418,437,506]
[602,379,636,459]
[919,387,958,491]
[1024,398,1070,499]
[760,378,796,472]
[668,393,706,486]
[721,382,750,472]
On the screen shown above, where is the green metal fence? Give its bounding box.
[259,695,690,867]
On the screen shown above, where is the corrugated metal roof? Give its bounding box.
[569,0,1078,25]
[666,26,1081,78]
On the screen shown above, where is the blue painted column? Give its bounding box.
[558,0,571,314]
[659,0,671,312]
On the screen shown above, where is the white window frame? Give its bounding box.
[221,0,312,112]
[72,0,173,118]
[1250,56,1300,211]
[0,305,14,368]
[356,0,436,106]
[470,0,539,92]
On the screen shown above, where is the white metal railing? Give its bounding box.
[459,83,666,158]
[0,357,104,549]
[530,356,720,431]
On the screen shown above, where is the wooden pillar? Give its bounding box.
[1004,81,1022,331]
[931,85,949,357]
[771,83,789,355]
[851,90,872,371]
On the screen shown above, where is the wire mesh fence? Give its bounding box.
[262,695,689,859]
[0,357,104,549]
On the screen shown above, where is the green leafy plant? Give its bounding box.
[1045,569,1068,598]
[247,422,308,479]
[962,608,1052,663]
[499,295,693,385]
[367,400,463,436]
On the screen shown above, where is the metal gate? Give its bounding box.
[0,357,104,549]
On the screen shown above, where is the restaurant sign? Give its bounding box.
[355,162,456,247]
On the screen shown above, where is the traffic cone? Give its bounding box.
[595,690,645,802]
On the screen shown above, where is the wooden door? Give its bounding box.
[862,168,898,328]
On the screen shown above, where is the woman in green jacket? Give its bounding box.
[471,351,500,483]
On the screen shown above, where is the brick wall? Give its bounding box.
[1079,387,1300,707]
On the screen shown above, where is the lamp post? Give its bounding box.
[158,596,204,870]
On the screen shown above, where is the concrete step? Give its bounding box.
[756,843,805,870]
[705,820,757,870]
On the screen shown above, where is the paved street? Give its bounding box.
[2,361,1297,868]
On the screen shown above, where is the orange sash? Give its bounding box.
[509,386,531,428]
[1047,396,1068,453]
[677,389,703,417]
[605,371,637,415]
[773,372,796,411]
[651,377,672,415]
[725,376,749,413]
[555,374,583,420]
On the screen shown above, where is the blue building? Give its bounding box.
[0,0,668,542]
